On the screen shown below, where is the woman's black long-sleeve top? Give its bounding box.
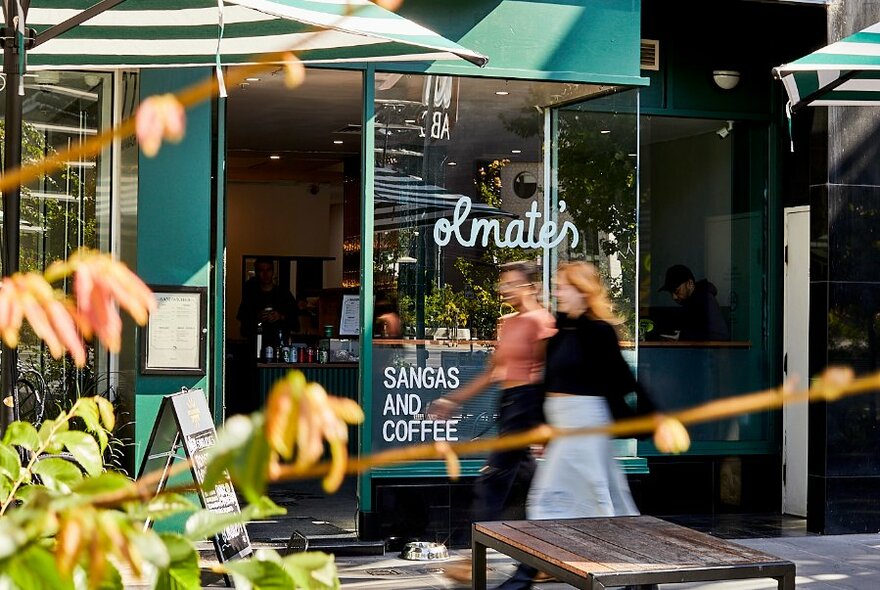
[544,312,658,420]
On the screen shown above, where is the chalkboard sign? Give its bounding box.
[139,388,253,565]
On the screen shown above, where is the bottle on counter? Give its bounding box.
[264,343,275,363]
[289,342,298,363]
[280,332,291,363]
[255,321,263,359]
[318,338,329,364]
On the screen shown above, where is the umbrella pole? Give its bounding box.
[1,0,24,434]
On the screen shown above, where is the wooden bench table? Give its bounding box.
[472,516,795,589]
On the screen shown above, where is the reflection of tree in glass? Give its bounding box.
[556,109,637,338]
[425,284,467,337]
[455,159,530,340]
[497,96,638,338]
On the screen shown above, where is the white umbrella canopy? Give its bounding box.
[24,0,488,68]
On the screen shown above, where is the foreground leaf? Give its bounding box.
[0,516,29,560]
[3,421,40,451]
[39,418,69,453]
[185,496,284,542]
[154,534,200,590]
[0,473,13,500]
[94,561,123,590]
[73,397,101,433]
[282,551,340,590]
[128,492,197,521]
[32,456,84,491]
[4,544,75,590]
[14,483,50,504]
[203,414,270,504]
[72,471,134,497]
[55,430,102,476]
[265,371,305,459]
[223,558,292,590]
[0,442,21,481]
[95,396,116,432]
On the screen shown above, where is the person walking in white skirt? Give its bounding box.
[496,262,689,590]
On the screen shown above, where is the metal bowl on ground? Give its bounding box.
[400,541,449,561]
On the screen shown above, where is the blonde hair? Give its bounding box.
[557,262,620,324]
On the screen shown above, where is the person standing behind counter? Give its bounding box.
[237,257,299,352]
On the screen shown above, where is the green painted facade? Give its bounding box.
[122,0,832,530]
[394,0,644,84]
[134,68,216,474]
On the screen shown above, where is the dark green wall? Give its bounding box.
[135,68,215,472]
[390,0,645,84]
[641,0,825,117]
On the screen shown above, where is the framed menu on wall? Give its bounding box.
[140,286,207,375]
[339,294,360,336]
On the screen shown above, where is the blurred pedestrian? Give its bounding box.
[497,262,689,590]
[374,291,402,339]
[429,260,555,584]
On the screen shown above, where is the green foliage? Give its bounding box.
[185,497,284,542]
[222,550,339,590]
[202,413,271,504]
[425,284,468,333]
[154,534,200,590]
[0,396,342,589]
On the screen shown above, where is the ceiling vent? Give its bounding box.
[640,39,660,71]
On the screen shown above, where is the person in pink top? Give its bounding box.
[430,260,555,583]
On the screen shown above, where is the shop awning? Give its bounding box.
[25,0,489,69]
[374,167,516,232]
[773,22,880,112]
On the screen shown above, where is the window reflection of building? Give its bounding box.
[13,71,112,399]
[370,75,612,454]
[369,74,772,449]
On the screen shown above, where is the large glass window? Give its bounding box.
[637,116,770,444]
[1,71,113,406]
[552,90,639,340]
[370,74,615,452]
[368,77,771,453]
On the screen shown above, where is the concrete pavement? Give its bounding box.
[332,532,880,589]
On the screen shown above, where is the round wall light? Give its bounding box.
[712,70,740,90]
[513,171,538,199]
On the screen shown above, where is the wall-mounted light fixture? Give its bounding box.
[712,70,740,90]
[716,120,734,139]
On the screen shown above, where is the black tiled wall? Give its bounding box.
[807,0,880,535]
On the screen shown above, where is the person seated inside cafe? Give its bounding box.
[659,264,730,341]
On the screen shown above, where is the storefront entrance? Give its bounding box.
[223,67,364,537]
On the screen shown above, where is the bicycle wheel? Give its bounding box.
[15,375,45,424]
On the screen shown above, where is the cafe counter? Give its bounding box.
[257,362,359,406]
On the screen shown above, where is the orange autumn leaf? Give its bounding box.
[373,0,403,10]
[281,53,306,89]
[135,94,186,157]
[653,417,691,454]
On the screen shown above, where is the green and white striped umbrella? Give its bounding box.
[24,0,488,69]
[774,22,880,112]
